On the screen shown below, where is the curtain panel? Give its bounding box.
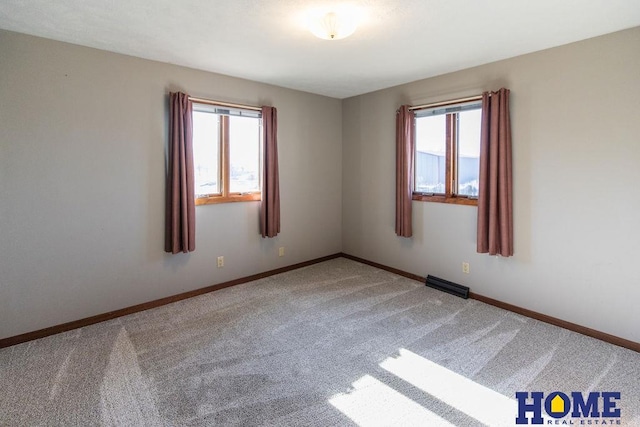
[395,105,415,238]
[477,88,513,256]
[260,106,280,238]
[165,92,196,254]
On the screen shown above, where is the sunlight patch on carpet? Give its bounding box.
[380,348,516,426]
[329,374,456,426]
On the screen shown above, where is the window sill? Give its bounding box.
[412,193,478,206]
[196,193,261,206]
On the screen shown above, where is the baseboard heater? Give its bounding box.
[425,275,469,299]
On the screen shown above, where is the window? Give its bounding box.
[413,100,481,206]
[192,103,262,205]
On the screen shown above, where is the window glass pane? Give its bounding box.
[415,115,446,194]
[192,111,220,195]
[457,109,481,197]
[229,116,261,193]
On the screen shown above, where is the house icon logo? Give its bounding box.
[550,394,566,415]
[515,391,622,425]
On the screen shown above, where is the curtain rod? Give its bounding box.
[409,94,483,111]
[188,96,262,112]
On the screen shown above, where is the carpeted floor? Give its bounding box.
[1,258,638,426]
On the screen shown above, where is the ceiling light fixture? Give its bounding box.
[308,9,358,40]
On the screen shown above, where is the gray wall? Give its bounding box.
[2,27,639,344]
[342,27,640,343]
[0,30,343,339]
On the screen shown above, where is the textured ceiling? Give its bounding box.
[1,0,639,99]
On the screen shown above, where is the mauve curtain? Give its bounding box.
[395,105,414,238]
[260,106,280,238]
[165,92,195,254]
[477,88,513,256]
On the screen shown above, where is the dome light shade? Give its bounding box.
[308,10,358,40]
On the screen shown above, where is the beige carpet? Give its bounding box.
[1,258,638,426]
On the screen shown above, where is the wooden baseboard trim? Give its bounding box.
[339,253,425,283]
[0,253,342,349]
[467,292,640,353]
[3,252,638,353]
[340,253,640,353]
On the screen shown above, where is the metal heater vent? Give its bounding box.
[425,275,469,299]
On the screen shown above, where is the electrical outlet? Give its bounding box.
[217,256,224,268]
[462,262,470,274]
[279,247,285,257]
